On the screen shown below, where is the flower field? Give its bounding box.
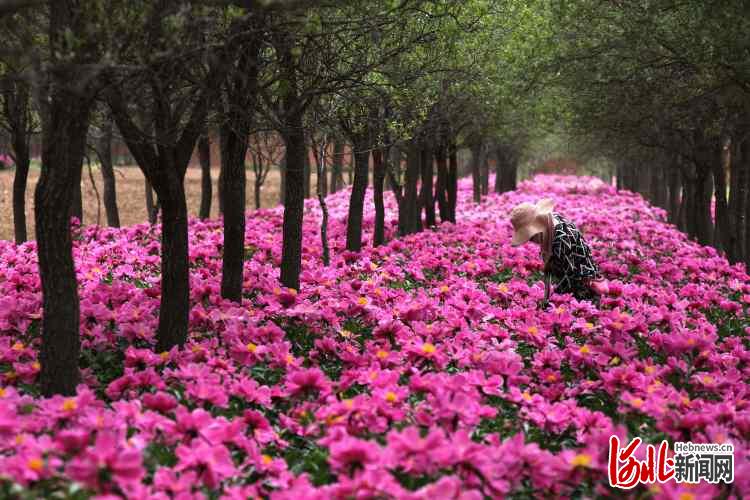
[0,175,749,499]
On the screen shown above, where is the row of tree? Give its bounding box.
[548,0,750,267]
[0,0,543,395]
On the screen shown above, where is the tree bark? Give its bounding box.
[70,153,84,223]
[399,139,422,235]
[316,141,330,265]
[420,141,436,227]
[480,145,489,196]
[447,141,458,223]
[2,79,32,243]
[303,146,311,199]
[219,123,248,302]
[254,170,262,210]
[156,177,190,352]
[198,134,212,220]
[435,141,449,222]
[373,147,386,246]
[496,144,519,193]
[330,140,344,193]
[145,178,156,224]
[97,116,120,227]
[35,0,97,396]
[667,160,681,225]
[11,140,30,243]
[736,134,750,268]
[346,140,370,252]
[280,116,305,290]
[494,144,504,194]
[470,140,482,203]
[712,145,729,253]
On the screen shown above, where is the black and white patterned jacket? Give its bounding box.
[544,212,601,299]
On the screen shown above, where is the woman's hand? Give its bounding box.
[590,279,609,295]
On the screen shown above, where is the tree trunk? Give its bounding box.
[689,164,713,246]
[156,180,190,352]
[219,123,248,302]
[712,147,729,253]
[198,134,212,220]
[70,156,83,223]
[447,142,458,223]
[303,146,311,199]
[399,139,421,235]
[497,144,519,193]
[11,142,30,243]
[318,143,328,197]
[346,140,370,252]
[316,143,330,266]
[331,141,344,193]
[145,178,156,224]
[420,142,436,227]
[728,133,748,264]
[372,148,387,246]
[435,141,449,222]
[2,80,31,244]
[280,111,305,291]
[35,0,99,396]
[254,174,262,210]
[667,161,681,225]
[494,145,504,194]
[470,141,482,203]
[279,150,287,205]
[98,117,120,227]
[483,152,490,195]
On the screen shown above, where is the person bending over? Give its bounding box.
[510,198,606,307]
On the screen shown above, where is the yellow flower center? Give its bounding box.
[246,342,257,353]
[498,284,509,293]
[579,345,590,354]
[340,329,352,338]
[15,434,24,445]
[546,374,557,382]
[11,342,23,351]
[285,354,294,364]
[343,399,353,409]
[357,297,368,306]
[679,494,695,500]
[385,391,398,403]
[62,399,77,412]
[631,398,643,408]
[644,365,656,375]
[160,351,169,361]
[584,322,594,329]
[0,387,5,397]
[32,362,40,371]
[376,350,388,360]
[27,458,43,472]
[522,391,532,402]
[527,326,538,335]
[571,453,592,467]
[702,375,714,384]
[440,285,450,293]
[421,343,436,355]
[609,356,621,366]
[262,454,273,465]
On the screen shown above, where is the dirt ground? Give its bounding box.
[0,165,315,241]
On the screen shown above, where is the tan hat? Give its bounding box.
[510,198,554,246]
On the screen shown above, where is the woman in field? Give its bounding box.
[510,198,607,307]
